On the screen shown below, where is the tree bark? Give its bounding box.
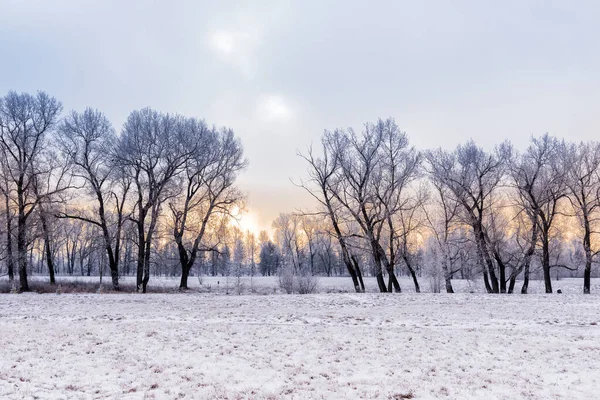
[39,211,55,284]
[351,255,365,292]
[5,193,14,281]
[521,263,530,294]
[17,212,29,292]
[583,214,592,294]
[475,225,499,293]
[482,269,492,293]
[541,234,552,293]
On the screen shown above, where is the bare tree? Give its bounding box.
[374,121,421,292]
[0,157,15,281]
[300,215,320,276]
[505,205,538,294]
[393,186,427,293]
[0,91,66,292]
[332,124,392,292]
[506,134,567,293]
[423,176,464,293]
[563,141,600,294]
[300,119,420,293]
[297,134,365,292]
[273,213,304,274]
[57,108,130,290]
[169,124,245,289]
[425,141,505,293]
[117,109,194,292]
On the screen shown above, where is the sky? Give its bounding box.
[1,0,600,234]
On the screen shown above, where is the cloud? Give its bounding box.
[209,30,236,55]
[256,95,293,123]
[206,14,263,78]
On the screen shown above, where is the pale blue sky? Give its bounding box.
[2,0,599,232]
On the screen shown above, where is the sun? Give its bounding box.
[230,206,261,236]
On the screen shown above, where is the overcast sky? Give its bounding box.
[2,0,600,233]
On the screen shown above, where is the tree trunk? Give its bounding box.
[17,213,29,292]
[142,211,158,293]
[386,271,401,293]
[482,270,492,293]
[177,237,192,289]
[408,267,420,293]
[376,271,387,292]
[498,261,506,294]
[6,216,14,281]
[180,266,190,289]
[475,224,498,293]
[136,222,144,291]
[493,252,507,293]
[521,263,530,294]
[542,235,552,293]
[583,218,592,294]
[403,255,420,293]
[351,255,365,292]
[5,193,14,281]
[508,275,516,294]
[374,240,400,292]
[584,259,591,294]
[39,212,55,285]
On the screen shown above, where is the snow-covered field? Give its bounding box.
[1,288,599,399]
[7,274,600,295]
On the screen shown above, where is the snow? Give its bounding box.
[14,274,600,295]
[1,281,599,399]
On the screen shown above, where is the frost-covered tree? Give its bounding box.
[506,135,567,293]
[564,141,600,294]
[57,108,129,290]
[425,141,505,293]
[116,109,195,292]
[0,91,67,292]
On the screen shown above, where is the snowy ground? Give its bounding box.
[1,289,599,399]
[7,274,600,295]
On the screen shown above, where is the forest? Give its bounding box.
[1,90,598,294]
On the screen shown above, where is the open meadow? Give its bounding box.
[1,277,599,399]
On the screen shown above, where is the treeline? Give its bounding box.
[1,91,598,295]
[0,91,246,292]
[298,118,600,294]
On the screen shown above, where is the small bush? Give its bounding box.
[296,274,319,294]
[278,270,295,294]
[278,269,319,294]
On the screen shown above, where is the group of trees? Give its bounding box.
[0,91,246,292]
[299,118,600,294]
[1,92,597,296]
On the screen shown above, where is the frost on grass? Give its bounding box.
[0,290,599,399]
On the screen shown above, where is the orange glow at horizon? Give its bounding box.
[230,206,271,238]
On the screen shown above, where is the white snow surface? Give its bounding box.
[14,274,600,295]
[1,288,600,399]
